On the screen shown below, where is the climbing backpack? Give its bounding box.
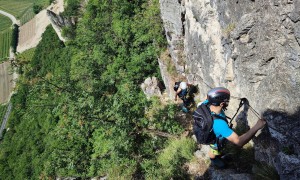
[193,103,227,145]
[174,82,181,91]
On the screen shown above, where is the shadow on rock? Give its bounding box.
[253,107,300,179]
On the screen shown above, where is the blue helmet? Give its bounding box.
[207,87,230,106]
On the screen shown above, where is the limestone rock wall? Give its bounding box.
[160,0,300,115]
[159,0,300,179]
[254,108,300,179]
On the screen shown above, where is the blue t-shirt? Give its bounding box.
[212,116,233,139]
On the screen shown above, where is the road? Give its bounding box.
[0,103,12,139]
[0,10,19,25]
[0,9,18,59]
[0,9,16,137]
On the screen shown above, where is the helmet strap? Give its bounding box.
[220,102,228,111]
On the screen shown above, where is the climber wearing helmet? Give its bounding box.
[174,81,192,107]
[203,87,266,168]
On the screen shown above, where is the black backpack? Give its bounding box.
[174,82,181,91]
[193,103,227,145]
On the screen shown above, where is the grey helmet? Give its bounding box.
[207,87,230,106]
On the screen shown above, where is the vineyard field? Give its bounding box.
[0,14,11,32]
[20,8,35,25]
[0,30,11,60]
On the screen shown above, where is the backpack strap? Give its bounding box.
[211,114,228,123]
[194,104,225,120]
[211,113,230,149]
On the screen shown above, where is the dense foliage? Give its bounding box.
[33,3,43,14]
[62,0,81,16]
[0,104,7,125]
[0,0,195,179]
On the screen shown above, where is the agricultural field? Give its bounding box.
[20,8,35,25]
[0,0,50,25]
[0,14,11,31]
[18,17,38,52]
[0,14,11,60]
[0,29,11,60]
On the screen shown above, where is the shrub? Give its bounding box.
[156,137,196,178]
[62,26,76,39]
[11,24,19,53]
[63,0,80,16]
[33,4,43,14]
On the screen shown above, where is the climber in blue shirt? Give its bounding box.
[202,87,266,168]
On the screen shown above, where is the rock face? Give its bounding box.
[47,10,74,29]
[254,109,300,179]
[208,169,253,180]
[159,0,186,74]
[159,0,300,114]
[159,0,300,179]
[47,10,75,41]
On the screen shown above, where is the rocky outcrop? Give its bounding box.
[47,10,75,41]
[141,77,162,99]
[47,10,74,29]
[159,0,300,179]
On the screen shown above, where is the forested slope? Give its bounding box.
[0,0,196,179]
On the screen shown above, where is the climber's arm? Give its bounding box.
[174,88,182,101]
[227,119,266,147]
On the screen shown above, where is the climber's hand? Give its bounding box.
[255,118,266,129]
